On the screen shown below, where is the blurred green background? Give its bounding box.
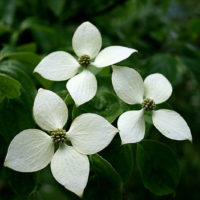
[0,0,200,199]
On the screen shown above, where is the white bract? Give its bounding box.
[34,22,137,106]
[112,66,192,144]
[4,89,118,197]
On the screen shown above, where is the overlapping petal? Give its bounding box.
[152,109,192,141]
[144,73,172,104]
[66,70,97,106]
[112,66,144,104]
[72,22,102,59]
[51,145,89,197]
[4,129,54,172]
[33,89,68,131]
[67,113,118,155]
[93,46,137,68]
[34,51,80,81]
[118,110,145,144]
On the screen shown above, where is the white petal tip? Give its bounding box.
[78,193,83,198]
[81,21,93,26]
[73,97,93,107]
[33,65,38,72]
[121,140,136,145]
[112,65,120,70]
[38,88,45,92]
[79,21,97,30]
[75,103,81,107]
[130,48,138,53]
[121,139,142,145]
[3,161,7,167]
[64,186,83,197]
[121,141,127,145]
[33,66,41,74]
[114,127,119,133]
[37,88,49,95]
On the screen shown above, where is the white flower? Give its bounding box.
[34,22,137,106]
[112,66,192,144]
[4,89,118,197]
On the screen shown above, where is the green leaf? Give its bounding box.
[34,73,54,90]
[0,45,41,70]
[0,73,21,102]
[101,136,134,183]
[16,43,37,53]
[1,168,36,199]
[0,60,36,142]
[19,18,62,52]
[84,154,123,200]
[29,168,80,200]
[136,140,181,196]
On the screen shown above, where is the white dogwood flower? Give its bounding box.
[4,89,118,197]
[112,66,192,144]
[34,22,137,106]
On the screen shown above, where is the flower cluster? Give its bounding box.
[4,89,118,197]
[4,22,192,197]
[34,22,136,106]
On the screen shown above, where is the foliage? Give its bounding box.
[0,0,200,199]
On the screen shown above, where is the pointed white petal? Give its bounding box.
[4,129,54,172]
[152,109,192,141]
[68,113,118,155]
[144,73,172,104]
[66,70,97,106]
[33,89,68,131]
[112,66,144,104]
[51,145,89,197]
[34,51,80,81]
[72,21,102,59]
[93,46,137,68]
[118,110,145,144]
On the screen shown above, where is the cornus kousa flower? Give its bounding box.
[34,22,137,106]
[4,89,118,197]
[112,66,192,144]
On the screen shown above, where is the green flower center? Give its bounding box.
[142,98,156,112]
[50,129,67,144]
[78,55,91,67]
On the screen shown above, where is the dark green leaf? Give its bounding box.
[136,140,181,196]
[84,154,123,200]
[16,43,37,52]
[0,73,21,102]
[0,168,36,199]
[0,46,41,71]
[0,60,36,142]
[101,136,134,183]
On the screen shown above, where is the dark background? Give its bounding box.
[0,0,200,199]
